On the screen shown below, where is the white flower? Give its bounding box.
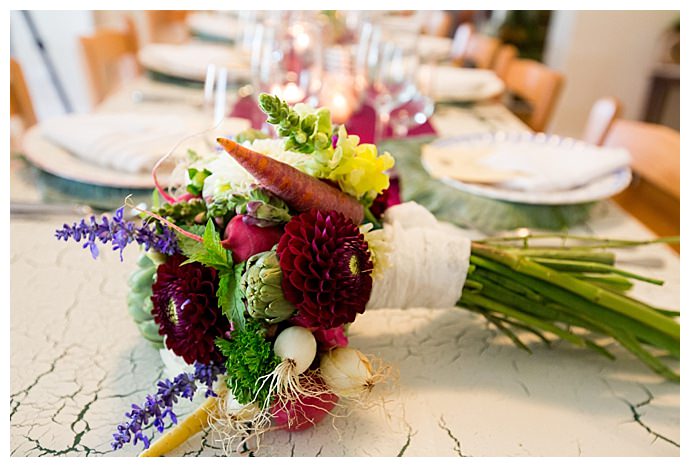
[189,139,312,200]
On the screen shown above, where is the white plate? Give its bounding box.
[418,66,505,103]
[187,12,239,42]
[422,132,633,205]
[138,43,251,83]
[21,117,251,189]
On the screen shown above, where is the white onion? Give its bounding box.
[273,326,317,375]
[225,391,260,421]
[320,347,373,398]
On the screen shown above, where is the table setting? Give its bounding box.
[10,10,680,458]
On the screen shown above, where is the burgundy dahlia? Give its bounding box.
[277,209,373,329]
[151,254,229,364]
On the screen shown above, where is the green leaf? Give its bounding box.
[176,228,206,264]
[186,168,212,196]
[217,262,247,330]
[202,219,230,267]
[151,189,161,209]
[179,220,232,271]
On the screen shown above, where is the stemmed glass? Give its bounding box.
[357,21,423,142]
[250,19,324,108]
[389,93,435,138]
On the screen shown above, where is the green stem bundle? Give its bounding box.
[459,239,680,382]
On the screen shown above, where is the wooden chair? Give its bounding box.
[492,44,517,81]
[603,120,680,246]
[10,57,37,155]
[10,57,37,128]
[420,11,454,37]
[462,33,502,69]
[79,19,140,105]
[144,10,190,44]
[581,97,622,146]
[503,58,564,132]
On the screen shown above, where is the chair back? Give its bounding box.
[492,44,517,80]
[504,58,564,132]
[79,20,140,105]
[464,33,502,69]
[582,97,622,146]
[145,10,190,44]
[10,57,37,128]
[604,120,679,198]
[421,11,453,37]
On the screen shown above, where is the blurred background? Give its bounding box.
[9,10,681,244]
[10,10,680,134]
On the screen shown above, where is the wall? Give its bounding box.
[542,10,679,137]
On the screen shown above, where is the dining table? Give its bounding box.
[10,67,680,456]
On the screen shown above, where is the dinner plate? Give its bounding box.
[418,65,505,103]
[422,132,633,205]
[138,43,251,83]
[187,12,239,43]
[21,117,251,189]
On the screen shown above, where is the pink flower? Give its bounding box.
[220,215,284,263]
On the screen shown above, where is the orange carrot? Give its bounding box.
[217,138,364,224]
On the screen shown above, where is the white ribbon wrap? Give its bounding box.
[367,202,472,310]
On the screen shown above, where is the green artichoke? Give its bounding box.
[241,249,295,323]
[127,253,164,348]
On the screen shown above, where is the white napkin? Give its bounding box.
[40,113,249,174]
[138,43,249,81]
[480,141,631,192]
[418,65,504,102]
[417,35,452,61]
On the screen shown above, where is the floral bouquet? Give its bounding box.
[56,94,680,456]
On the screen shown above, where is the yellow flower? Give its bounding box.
[360,223,392,279]
[329,127,395,201]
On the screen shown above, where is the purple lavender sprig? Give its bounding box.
[55,207,179,260]
[111,361,225,451]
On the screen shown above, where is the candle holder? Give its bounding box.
[320,46,362,124]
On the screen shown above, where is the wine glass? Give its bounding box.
[367,30,421,142]
[250,20,324,109]
[389,93,435,138]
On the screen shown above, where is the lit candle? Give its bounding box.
[329,91,353,124]
[291,24,311,53]
[270,82,306,104]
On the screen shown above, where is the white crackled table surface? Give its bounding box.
[10,204,680,457]
[10,77,680,457]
